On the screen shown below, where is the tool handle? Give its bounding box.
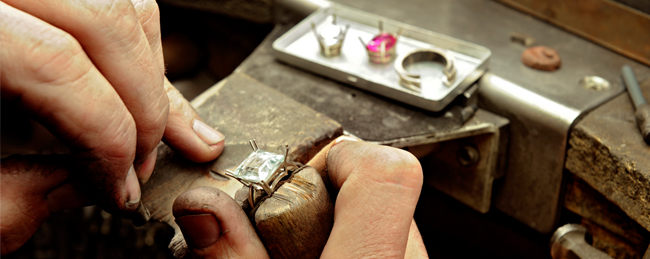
[254,166,334,259]
[622,65,647,108]
[636,103,650,144]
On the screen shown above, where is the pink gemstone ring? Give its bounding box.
[359,21,402,64]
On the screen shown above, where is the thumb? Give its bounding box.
[1,154,90,255]
[172,187,268,259]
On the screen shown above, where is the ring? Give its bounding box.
[359,20,402,64]
[223,139,302,208]
[394,48,457,92]
[311,15,349,57]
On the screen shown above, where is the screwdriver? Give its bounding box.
[621,65,650,144]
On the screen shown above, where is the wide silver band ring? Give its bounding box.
[394,49,457,92]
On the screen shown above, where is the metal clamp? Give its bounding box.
[394,48,457,92]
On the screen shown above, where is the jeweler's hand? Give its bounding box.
[173,187,270,259]
[172,137,428,258]
[0,0,224,255]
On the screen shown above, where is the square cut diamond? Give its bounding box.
[233,149,284,183]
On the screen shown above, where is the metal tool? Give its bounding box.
[622,65,650,144]
[550,224,612,259]
[510,32,535,46]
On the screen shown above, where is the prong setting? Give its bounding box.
[223,140,303,208]
[311,15,349,57]
[360,20,401,64]
[249,139,259,151]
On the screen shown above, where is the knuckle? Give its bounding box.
[25,29,87,84]
[368,147,423,190]
[132,0,160,25]
[87,0,140,34]
[93,113,138,163]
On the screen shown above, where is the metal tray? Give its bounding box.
[272,3,491,112]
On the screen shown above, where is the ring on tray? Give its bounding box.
[394,48,457,92]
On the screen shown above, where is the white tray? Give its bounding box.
[272,3,491,112]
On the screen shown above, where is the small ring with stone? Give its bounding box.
[359,20,402,64]
[394,49,457,92]
[311,15,349,58]
[222,139,302,208]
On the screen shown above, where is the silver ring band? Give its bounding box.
[394,49,457,92]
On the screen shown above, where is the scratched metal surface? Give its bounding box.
[322,0,649,233]
[334,0,650,112]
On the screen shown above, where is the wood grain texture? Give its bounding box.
[565,79,650,232]
[140,72,342,229]
[254,167,334,259]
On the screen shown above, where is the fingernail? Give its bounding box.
[125,165,141,205]
[132,202,151,227]
[176,214,221,249]
[138,147,158,184]
[193,120,224,145]
[334,136,359,145]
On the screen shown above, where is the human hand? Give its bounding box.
[0,0,224,254]
[172,137,429,258]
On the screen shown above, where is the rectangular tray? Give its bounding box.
[272,3,491,112]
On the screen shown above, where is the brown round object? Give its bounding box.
[521,46,561,71]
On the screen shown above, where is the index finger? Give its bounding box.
[0,3,140,212]
[4,0,169,169]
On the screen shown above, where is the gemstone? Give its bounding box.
[366,33,397,53]
[233,150,284,183]
[319,25,343,46]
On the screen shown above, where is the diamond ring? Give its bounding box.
[223,139,302,208]
[311,15,349,57]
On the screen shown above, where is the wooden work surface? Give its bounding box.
[565,79,650,232]
[140,72,342,226]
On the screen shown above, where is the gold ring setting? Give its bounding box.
[223,139,302,208]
